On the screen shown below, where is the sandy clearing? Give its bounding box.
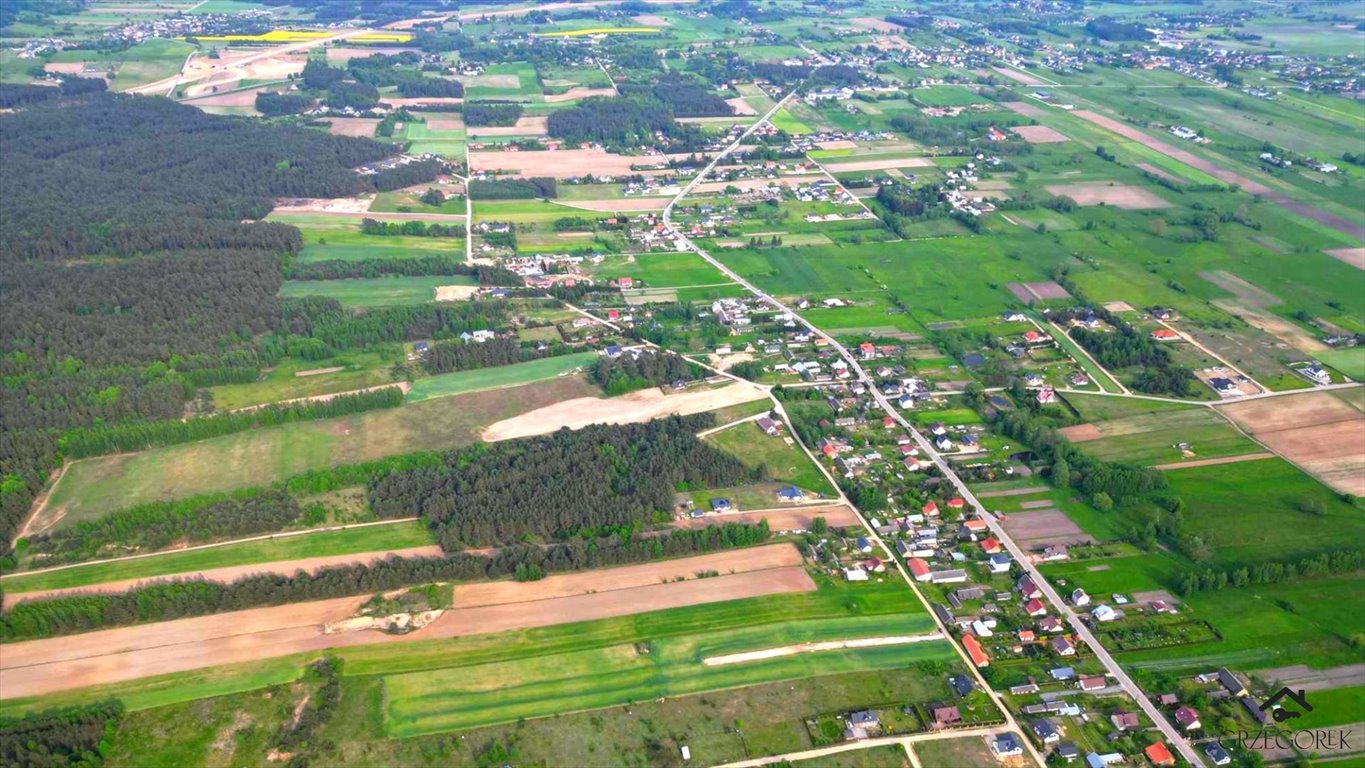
[543,86,616,103]
[673,505,859,532]
[1045,182,1169,210]
[3,545,444,605]
[0,550,810,699]
[467,115,549,136]
[726,96,758,116]
[273,206,467,224]
[1072,109,1365,241]
[851,17,903,32]
[1152,453,1275,471]
[703,633,941,666]
[470,147,680,178]
[321,117,381,137]
[1217,392,1365,496]
[1326,247,1365,271]
[992,66,1044,86]
[275,196,372,214]
[1059,424,1103,442]
[821,157,935,173]
[1001,101,1045,117]
[483,382,769,441]
[434,284,480,301]
[1010,125,1069,144]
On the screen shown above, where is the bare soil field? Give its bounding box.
[972,179,1013,191]
[1044,182,1169,210]
[424,113,464,130]
[1000,509,1094,550]
[482,382,769,441]
[820,157,935,173]
[1326,247,1365,271]
[634,13,670,26]
[991,66,1045,86]
[674,504,859,532]
[1262,663,1365,692]
[1073,109,1365,241]
[851,17,903,32]
[815,139,859,150]
[1200,269,1328,353]
[321,117,381,137]
[1001,101,1045,117]
[380,97,463,108]
[0,547,810,699]
[543,86,616,103]
[977,487,1049,499]
[44,62,91,75]
[1006,280,1072,302]
[3,546,443,606]
[1010,125,1069,144]
[181,87,263,108]
[470,147,678,178]
[726,96,758,116]
[1216,391,1365,495]
[1058,423,1103,442]
[467,115,549,136]
[1136,163,1182,185]
[181,52,306,98]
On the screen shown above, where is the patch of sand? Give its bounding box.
[674,505,859,532]
[703,633,941,666]
[435,285,480,301]
[482,381,769,441]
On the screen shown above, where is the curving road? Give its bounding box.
[660,90,1205,768]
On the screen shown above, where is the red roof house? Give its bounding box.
[908,558,932,581]
[963,635,990,667]
[1145,742,1175,767]
[980,536,1002,554]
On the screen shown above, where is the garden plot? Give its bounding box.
[1044,182,1169,210]
[999,509,1094,550]
[1005,281,1072,302]
[1010,125,1069,143]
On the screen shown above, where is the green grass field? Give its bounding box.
[771,107,813,134]
[706,421,837,496]
[272,219,463,263]
[1069,407,1263,466]
[208,347,402,411]
[41,376,599,527]
[594,251,735,288]
[280,276,474,308]
[405,351,599,402]
[384,612,947,736]
[4,521,435,593]
[48,38,193,90]
[1162,458,1364,563]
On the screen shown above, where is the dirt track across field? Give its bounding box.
[0,545,810,699]
[1216,391,1365,496]
[1073,109,1365,241]
[3,545,443,605]
[703,633,940,666]
[482,382,769,441]
[1152,453,1274,471]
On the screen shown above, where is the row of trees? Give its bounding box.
[60,387,403,459]
[1,523,770,640]
[24,489,302,566]
[369,417,757,549]
[1176,548,1364,596]
[591,351,700,395]
[359,218,461,238]
[469,177,557,199]
[422,337,572,375]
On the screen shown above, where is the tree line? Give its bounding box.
[469,177,558,199]
[0,700,123,768]
[463,101,524,126]
[1175,548,1365,596]
[591,351,701,395]
[0,522,770,640]
[282,258,518,286]
[359,218,462,238]
[422,337,573,375]
[59,387,403,459]
[368,417,756,549]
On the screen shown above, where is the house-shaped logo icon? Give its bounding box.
[1260,688,1313,722]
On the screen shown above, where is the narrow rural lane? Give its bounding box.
[660,91,1205,768]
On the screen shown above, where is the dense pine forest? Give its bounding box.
[0,93,440,556]
[369,417,758,549]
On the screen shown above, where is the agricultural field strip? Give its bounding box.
[661,86,1203,767]
[700,632,943,666]
[0,547,813,699]
[661,88,1054,768]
